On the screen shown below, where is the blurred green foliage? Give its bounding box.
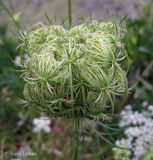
[0,25,25,146]
[125,2,153,68]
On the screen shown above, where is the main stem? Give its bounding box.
[68,0,72,29]
[72,118,80,160]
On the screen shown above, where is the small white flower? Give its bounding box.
[148,105,153,115]
[14,56,21,66]
[17,112,28,127]
[142,101,148,107]
[33,117,51,134]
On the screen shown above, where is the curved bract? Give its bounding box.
[20,21,129,122]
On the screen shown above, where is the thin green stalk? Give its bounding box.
[69,63,74,102]
[72,118,80,160]
[68,0,72,29]
[82,85,86,111]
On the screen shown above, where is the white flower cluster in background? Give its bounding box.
[33,117,51,134]
[116,103,153,160]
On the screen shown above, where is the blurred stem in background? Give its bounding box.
[0,0,20,29]
[68,0,72,29]
[0,138,5,160]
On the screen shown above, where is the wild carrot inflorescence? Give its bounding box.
[19,21,128,126]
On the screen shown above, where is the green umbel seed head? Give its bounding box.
[20,21,128,120]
